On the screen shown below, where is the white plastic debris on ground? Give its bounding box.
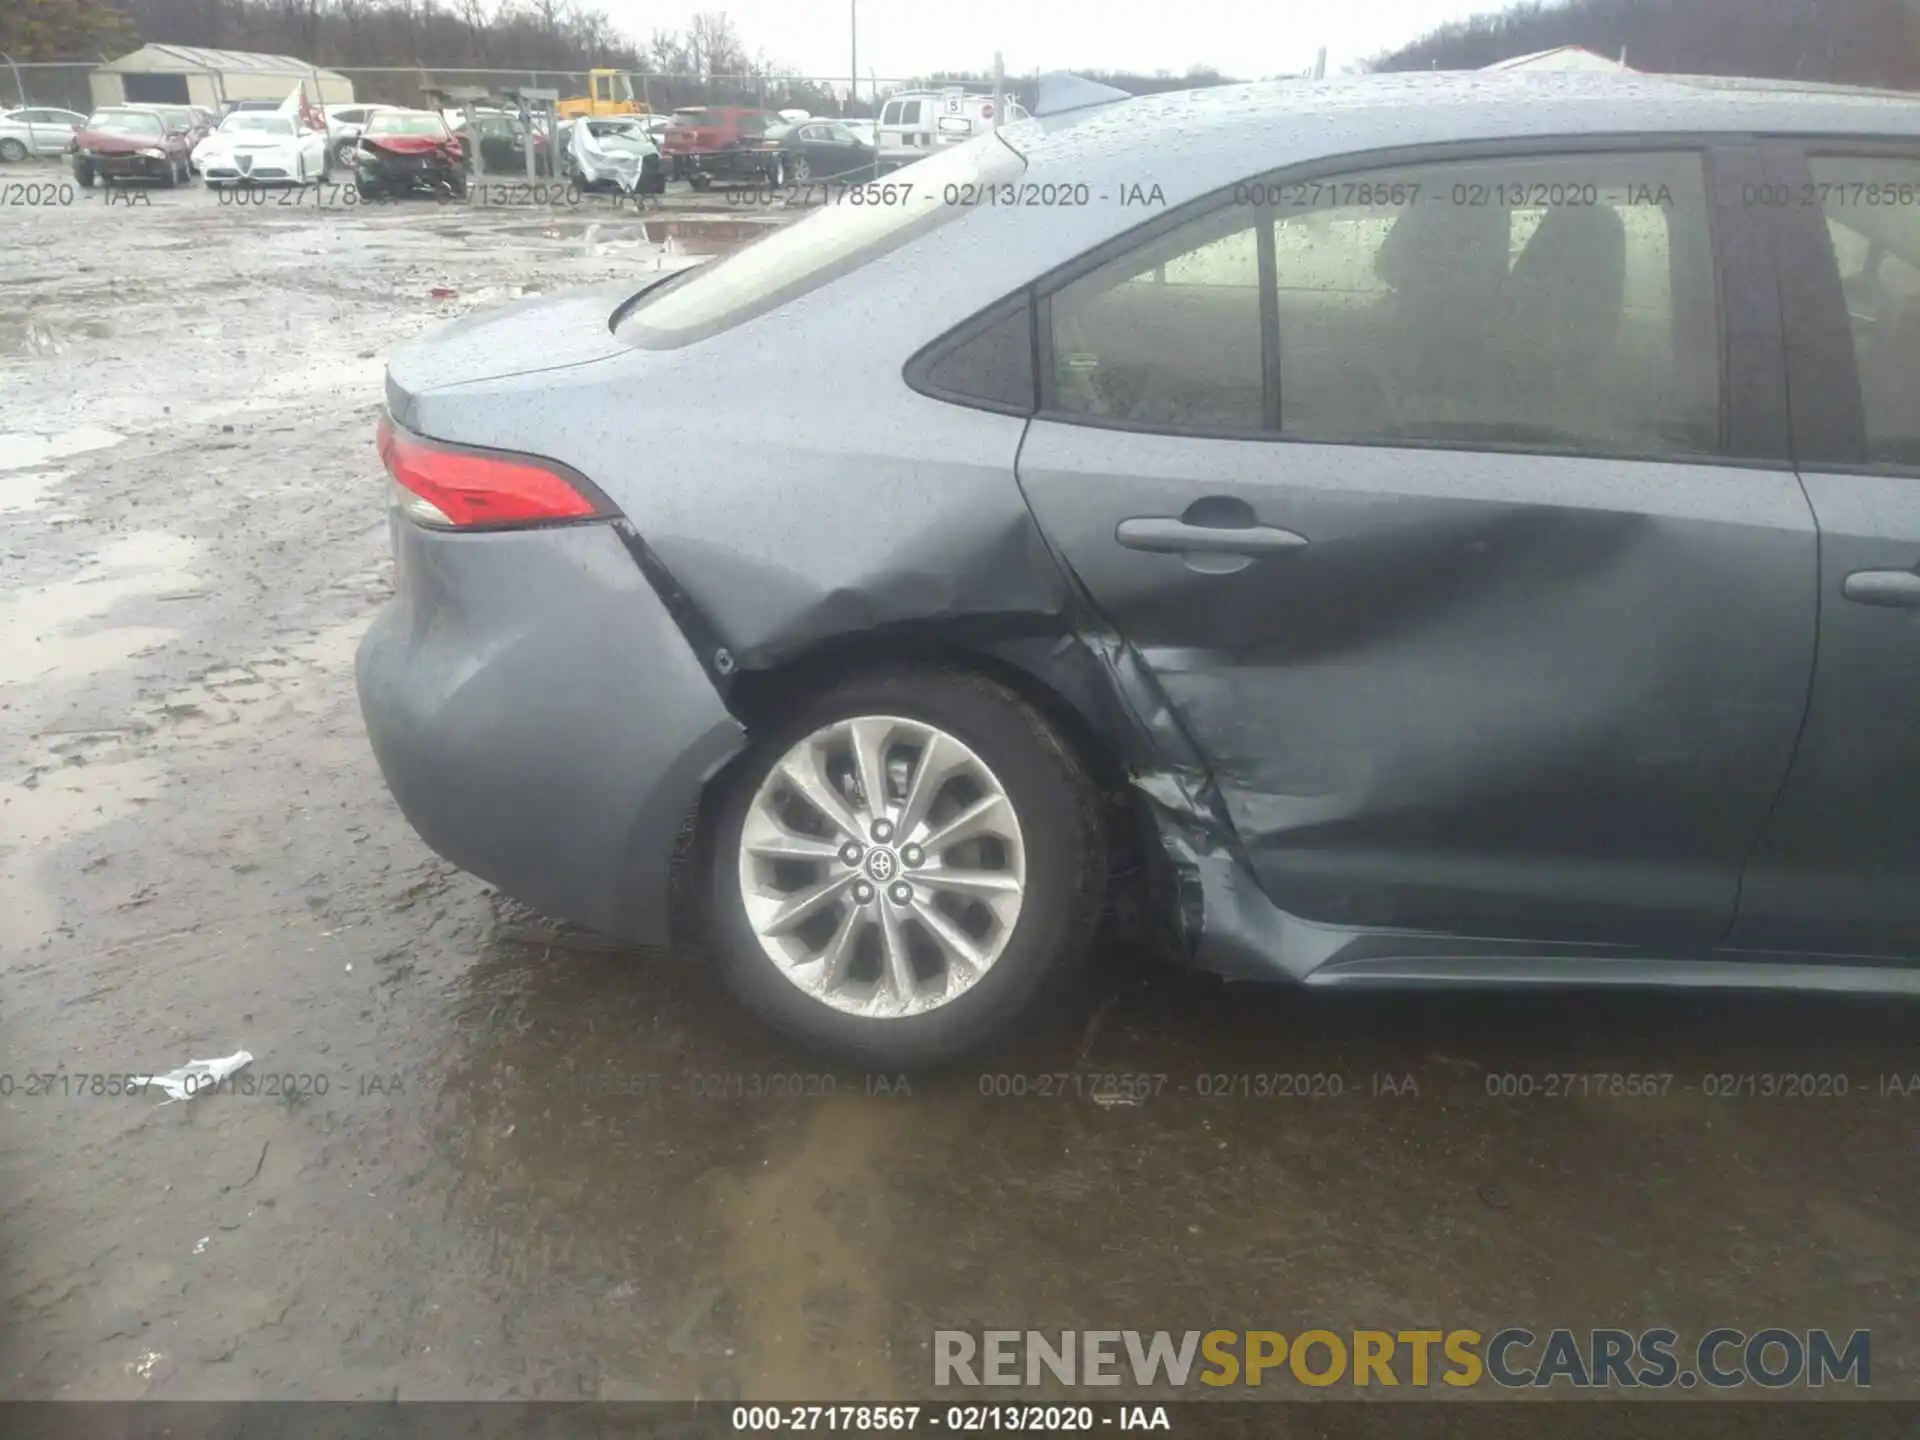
[129,1050,254,1104]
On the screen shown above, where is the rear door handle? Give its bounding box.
[1842,569,1920,609]
[1115,517,1309,557]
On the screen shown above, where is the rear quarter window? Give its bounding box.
[615,127,1029,349]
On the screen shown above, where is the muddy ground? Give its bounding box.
[1,165,1917,1410]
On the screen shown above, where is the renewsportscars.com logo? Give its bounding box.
[932,1328,1871,1390]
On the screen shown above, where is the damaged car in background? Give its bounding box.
[68,107,193,187]
[565,115,664,197]
[357,71,1920,1065]
[355,109,466,200]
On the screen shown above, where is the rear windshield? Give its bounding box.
[88,111,165,136]
[369,113,448,136]
[615,126,1028,349]
[671,108,709,123]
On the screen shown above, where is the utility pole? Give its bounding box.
[850,0,858,112]
[991,50,1004,128]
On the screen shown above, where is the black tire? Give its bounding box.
[0,138,27,163]
[703,667,1106,1069]
[161,157,179,188]
[688,171,711,191]
[74,162,94,188]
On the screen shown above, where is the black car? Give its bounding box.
[458,113,554,177]
[762,120,878,187]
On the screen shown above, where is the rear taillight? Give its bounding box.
[981,103,994,120]
[376,415,607,530]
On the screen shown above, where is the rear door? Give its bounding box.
[1727,143,1920,957]
[22,109,69,154]
[1018,140,1818,949]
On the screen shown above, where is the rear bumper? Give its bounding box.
[355,515,746,947]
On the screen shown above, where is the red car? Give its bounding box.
[69,106,194,187]
[659,105,777,188]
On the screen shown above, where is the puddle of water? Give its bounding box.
[0,532,203,689]
[0,427,125,472]
[0,758,167,956]
[640,217,779,256]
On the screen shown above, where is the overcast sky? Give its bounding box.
[598,1,1501,84]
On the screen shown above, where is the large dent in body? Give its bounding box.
[659,495,1070,668]
[1072,631,1338,980]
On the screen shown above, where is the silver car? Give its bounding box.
[0,107,87,161]
[358,72,1920,1065]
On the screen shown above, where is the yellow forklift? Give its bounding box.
[558,71,649,120]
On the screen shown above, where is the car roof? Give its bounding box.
[1019,70,1920,194]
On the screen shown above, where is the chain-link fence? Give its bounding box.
[4,63,97,113]
[3,61,1027,119]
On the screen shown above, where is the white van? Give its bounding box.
[874,88,1030,170]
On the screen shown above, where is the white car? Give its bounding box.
[565,115,661,196]
[0,107,87,162]
[194,111,330,186]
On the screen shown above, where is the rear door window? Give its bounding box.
[1042,148,1723,458]
[1266,151,1720,455]
[1807,154,1920,465]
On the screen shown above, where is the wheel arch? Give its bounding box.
[671,626,1158,955]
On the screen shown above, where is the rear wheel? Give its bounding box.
[0,138,26,163]
[790,155,812,185]
[334,137,359,170]
[704,668,1105,1068]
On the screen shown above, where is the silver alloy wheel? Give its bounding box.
[737,714,1027,1018]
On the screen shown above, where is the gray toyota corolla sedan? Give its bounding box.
[358,70,1920,1065]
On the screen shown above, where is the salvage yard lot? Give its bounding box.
[2,163,1919,1408]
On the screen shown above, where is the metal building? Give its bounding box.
[89,46,354,110]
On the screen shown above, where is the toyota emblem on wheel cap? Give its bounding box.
[866,849,897,883]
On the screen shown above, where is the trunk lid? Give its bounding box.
[385,278,676,430]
